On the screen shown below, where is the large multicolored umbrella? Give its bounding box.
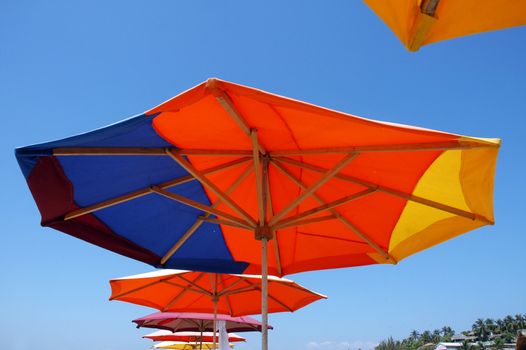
[133,312,271,333]
[143,330,246,343]
[364,0,526,51]
[16,78,500,350]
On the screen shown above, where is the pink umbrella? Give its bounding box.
[134,312,272,333]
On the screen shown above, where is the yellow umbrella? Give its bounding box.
[364,0,526,51]
[153,341,233,350]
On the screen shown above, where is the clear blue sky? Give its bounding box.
[1,1,524,350]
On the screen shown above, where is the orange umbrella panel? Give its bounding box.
[364,0,526,51]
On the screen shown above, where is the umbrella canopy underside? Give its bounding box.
[133,312,270,333]
[364,0,526,51]
[16,78,500,276]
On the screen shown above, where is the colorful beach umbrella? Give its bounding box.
[110,269,325,315]
[16,78,500,350]
[111,269,325,348]
[133,312,271,333]
[153,341,234,350]
[143,330,246,343]
[364,0,526,51]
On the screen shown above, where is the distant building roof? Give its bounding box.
[451,334,477,341]
[436,342,465,349]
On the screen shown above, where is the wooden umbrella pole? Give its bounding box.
[261,237,269,350]
[250,129,270,350]
[200,329,203,350]
[212,273,218,350]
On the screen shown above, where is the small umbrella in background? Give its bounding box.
[110,269,325,348]
[133,312,271,333]
[110,269,326,316]
[143,330,246,343]
[364,0,526,51]
[153,341,234,350]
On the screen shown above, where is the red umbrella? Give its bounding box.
[143,330,246,343]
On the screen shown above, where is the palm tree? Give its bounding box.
[441,326,454,341]
[375,336,401,350]
[516,314,526,330]
[473,318,489,341]
[432,329,442,343]
[496,319,505,334]
[409,330,419,342]
[493,337,505,350]
[421,330,432,344]
[504,315,515,333]
[485,318,496,334]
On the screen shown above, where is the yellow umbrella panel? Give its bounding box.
[364,0,526,51]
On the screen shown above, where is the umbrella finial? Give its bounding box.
[206,78,223,95]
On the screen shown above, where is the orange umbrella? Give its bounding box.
[110,269,325,349]
[364,0,526,51]
[110,270,326,315]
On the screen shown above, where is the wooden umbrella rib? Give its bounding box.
[198,216,251,229]
[272,214,338,230]
[53,147,168,156]
[243,280,293,312]
[110,275,178,300]
[179,149,252,156]
[160,163,254,264]
[272,188,376,230]
[53,147,254,156]
[268,153,357,226]
[175,274,212,295]
[271,159,394,262]
[220,284,260,297]
[64,157,251,220]
[166,149,257,227]
[160,280,210,294]
[151,186,254,229]
[161,273,209,311]
[208,84,266,155]
[216,277,248,297]
[268,140,498,156]
[160,219,205,265]
[220,275,235,316]
[276,156,494,224]
[215,94,251,136]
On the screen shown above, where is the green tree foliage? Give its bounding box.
[374,313,524,350]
